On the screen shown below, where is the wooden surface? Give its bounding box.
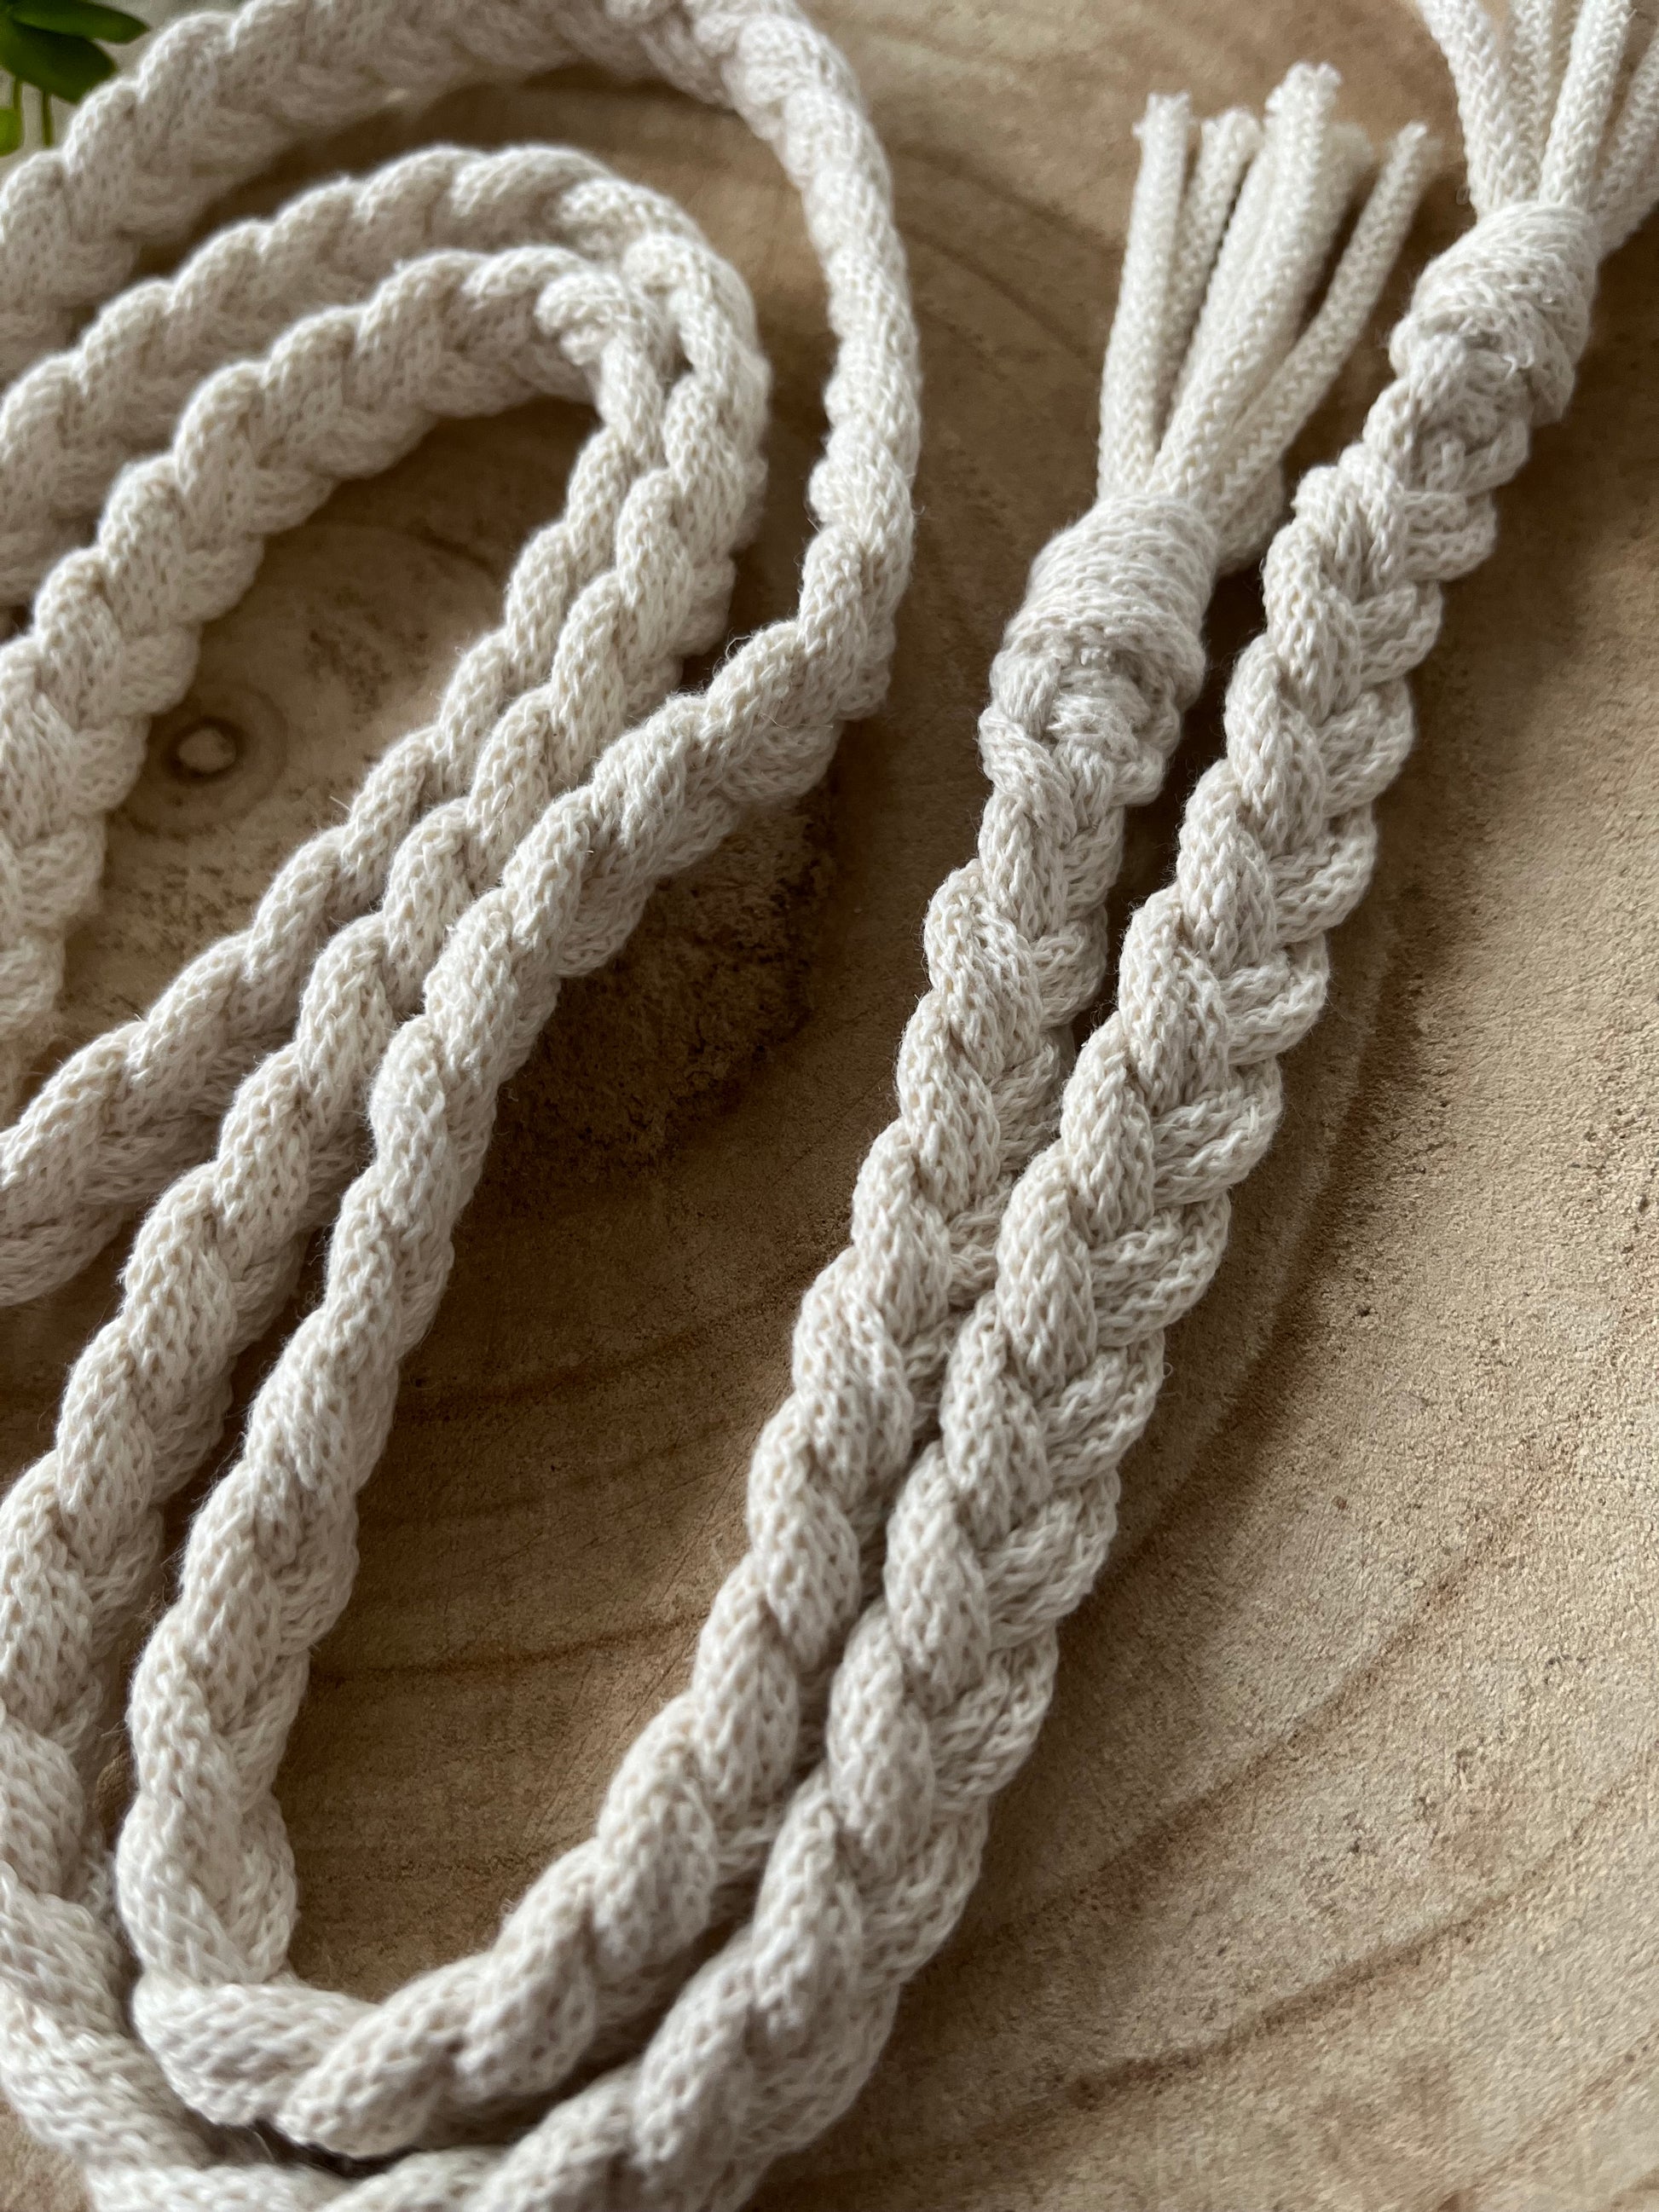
[3,3,1659,2205]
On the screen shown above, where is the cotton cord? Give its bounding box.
[0,41,1431,2205]
[0,0,916,1245]
[0,0,1655,2208]
[0,143,785,1301]
[536,5,1656,2198]
[91,61,1433,2169]
[564,3,1658,2202]
[0,0,922,2203]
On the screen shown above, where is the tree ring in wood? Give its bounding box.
[123,681,288,835]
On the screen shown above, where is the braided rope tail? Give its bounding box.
[100,72,1434,2169]
[528,2,1659,2205]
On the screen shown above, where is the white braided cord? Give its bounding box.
[106,62,1426,2167]
[477,12,1656,2204]
[0,0,1653,2206]
[0,145,783,1295]
[552,9,1659,2207]
[0,0,922,2200]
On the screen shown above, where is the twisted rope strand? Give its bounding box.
[0,0,911,1130]
[0,147,662,611]
[0,154,766,1274]
[93,68,1431,2168]
[0,141,756,1210]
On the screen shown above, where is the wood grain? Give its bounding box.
[3,3,1657,2206]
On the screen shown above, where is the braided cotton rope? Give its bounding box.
[0,150,788,1325]
[87,65,1435,2166]
[2,0,1657,2204]
[0,140,782,1295]
[534,1,1659,2200]
[0,32,1434,2203]
[0,0,916,1185]
[492,3,1659,2197]
[0,0,918,2202]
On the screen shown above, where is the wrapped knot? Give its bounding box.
[1393,199,1598,429]
[1009,493,1215,711]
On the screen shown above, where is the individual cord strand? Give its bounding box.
[0,0,921,2202]
[435,4,1659,2206]
[0,146,767,1301]
[103,69,1431,2167]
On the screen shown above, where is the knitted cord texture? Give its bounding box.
[0,0,1655,2206]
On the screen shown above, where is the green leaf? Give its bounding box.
[0,103,20,155]
[0,18,117,101]
[12,1,147,43]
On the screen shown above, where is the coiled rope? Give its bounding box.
[0,0,1655,2206]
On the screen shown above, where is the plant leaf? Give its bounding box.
[0,104,20,155]
[0,18,118,100]
[12,1,147,43]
